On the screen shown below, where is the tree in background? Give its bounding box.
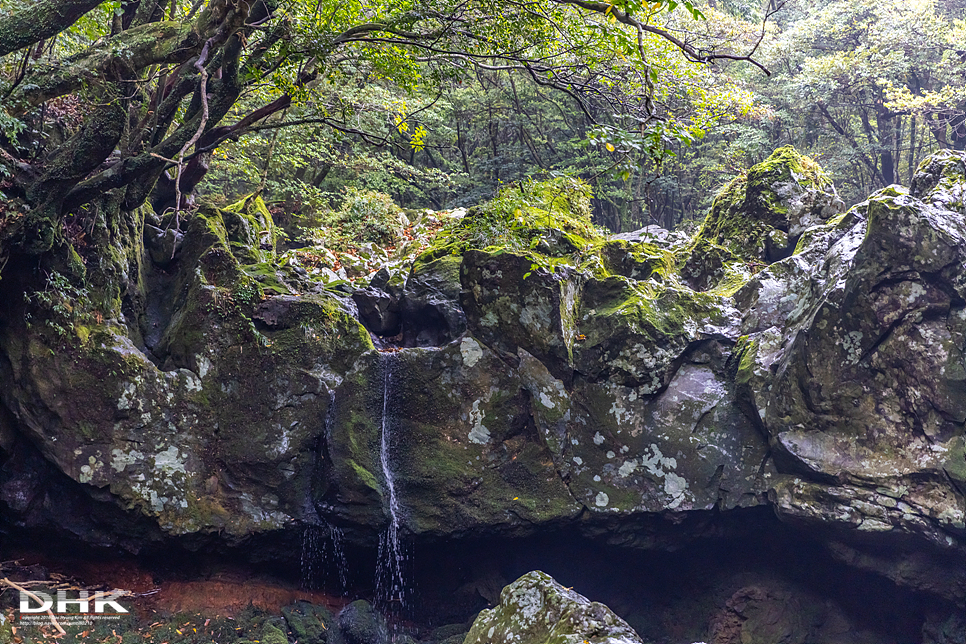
[755,0,966,204]
[0,0,770,269]
[196,1,766,234]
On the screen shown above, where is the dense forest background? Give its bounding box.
[3,0,966,246]
[190,0,966,235]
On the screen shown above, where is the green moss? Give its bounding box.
[187,208,229,247]
[707,262,753,297]
[747,145,832,190]
[256,294,374,361]
[733,335,758,388]
[66,243,87,280]
[693,174,764,258]
[414,177,604,266]
[242,260,292,295]
[682,147,833,292]
[694,146,831,259]
[259,623,289,644]
[597,239,676,281]
[222,194,279,264]
[349,458,380,492]
[943,436,966,484]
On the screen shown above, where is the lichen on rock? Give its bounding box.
[682,146,845,291]
[464,571,645,644]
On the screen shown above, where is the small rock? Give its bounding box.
[464,570,644,644]
[339,600,388,644]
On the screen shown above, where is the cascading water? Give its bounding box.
[329,521,349,591]
[305,388,351,593]
[300,522,348,592]
[300,524,323,590]
[374,355,409,619]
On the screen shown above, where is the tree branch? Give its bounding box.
[560,0,771,75]
[170,39,214,230]
[0,0,106,57]
[6,21,202,114]
[1,578,66,636]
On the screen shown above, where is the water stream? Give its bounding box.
[303,387,350,593]
[300,522,349,592]
[329,522,349,591]
[300,524,323,590]
[375,356,409,616]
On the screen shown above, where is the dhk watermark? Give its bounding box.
[14,590,129,628]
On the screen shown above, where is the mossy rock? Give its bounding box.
[317,342,581,540]
[598,239,675,281]
[682,146,844,292]
[414,177,603,266]
[464,571,644,644]
[338,600,387,644]
[574,275,738,389]
[282,601,339,644]
[0,194,374,540]
[910,149,966,211]
[743,174,966,555]
[259,622,290,644]
[461,249,580,382]
[400,253,466,347]
[221,193,278,265]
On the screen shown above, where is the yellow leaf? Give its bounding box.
[605,142,615,152]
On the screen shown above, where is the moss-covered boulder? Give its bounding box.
[399,253,465,346]
[464,571,645,644]
[682,146,845,291]
[283,601,340,644]
[317,339,581,539]
[730,154,966,601]
[338,600,387,644]
[1,154,964,611]
[738,185,966,546]
[0,196,373,541]
[573,276,740,389]
[461,249,581,382]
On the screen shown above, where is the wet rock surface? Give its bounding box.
[0,153,964,641]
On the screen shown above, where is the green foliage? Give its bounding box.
[193,0,759,234]
[0,104,24,164]
[421,177,603,262]
[25,270,96,341]
[750,0,965,204]
[313,187,405,251]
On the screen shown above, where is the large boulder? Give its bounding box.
[682,146,845,291]
[339,600,388,644]
[464,571,645,644]
[736,183,966,548]
[0,154,964,617]
[316,338,582,540]
[0,197,373,541]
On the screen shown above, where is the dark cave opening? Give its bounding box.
[1,505,946,644]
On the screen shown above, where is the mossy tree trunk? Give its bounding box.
[0,0,281,281]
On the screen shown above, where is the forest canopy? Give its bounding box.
[0,0,766,261]
[1,0,965,263]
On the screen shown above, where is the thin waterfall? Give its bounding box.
[305,387,350,594]
[301,522,349,592]
[375,355,408,618]
[329,522,349,592]
[300,524,323,590]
